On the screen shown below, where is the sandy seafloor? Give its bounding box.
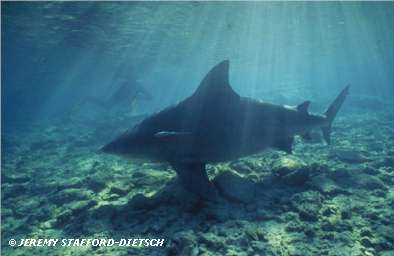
[2,102,394,256]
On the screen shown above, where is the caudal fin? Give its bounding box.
[322,85,350,144]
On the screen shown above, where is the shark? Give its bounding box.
[88,80,152,110]
[102,60,349,199]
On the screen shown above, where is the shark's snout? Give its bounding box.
[101,137,128,155]
[100,141,116,154]
[100,128,153,158]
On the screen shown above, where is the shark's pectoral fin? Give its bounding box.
[273,136,294,154]
[170,161,217,200]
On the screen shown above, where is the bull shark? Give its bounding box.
[102,60,349,199]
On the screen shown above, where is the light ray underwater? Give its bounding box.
[2,2,394,256]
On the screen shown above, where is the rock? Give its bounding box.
[54,210,73,227]
[131,171,146,179]
[85,176,106,192]
[171,231,199,256]
[363,166,380,175]
[356,174,387,191]
[360,228,373,237]
[321,204,337,217]
[70,200,97,215]
[290,191,323,221]
[132,170,168,187]
[56,177,83,190]
[383,157,394,168]
[310,175,346,196]
[28,206,52,223]
[330,167,353,180]
[90,203,118,218]
[304,227,315,238]
[321,219,339,232]
[200,232,224,250]
[375,225,394,245]
[1,208,13,218]
[332,148,369,163]
[213,171,256,203]
[360,237,374,248]
[380,251,394,256]
[229,160,253,175]
[14,199,41,218]
[285,221,304,232]
[203,205,231,222]
[272,156,309,186]
[124,193,158,211]
[250,241,266,252]
[109,184,131,196]
[2,173,30,184]
[2,183,27,199]
[340,208,351,220]
[50,188,93,205]
[244,225,265,241]
[54,200,96,228]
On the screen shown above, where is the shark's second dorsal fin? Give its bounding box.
[191,60,239,101]
[297,101,310,114]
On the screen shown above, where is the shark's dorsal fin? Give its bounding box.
[297,101,310,114]
[191,60,239,101]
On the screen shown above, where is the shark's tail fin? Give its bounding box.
[322,85,350,144]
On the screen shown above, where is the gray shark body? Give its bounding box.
[102,60,349,199]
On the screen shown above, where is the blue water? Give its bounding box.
[3,2,394,127]
[2,2,394,256]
